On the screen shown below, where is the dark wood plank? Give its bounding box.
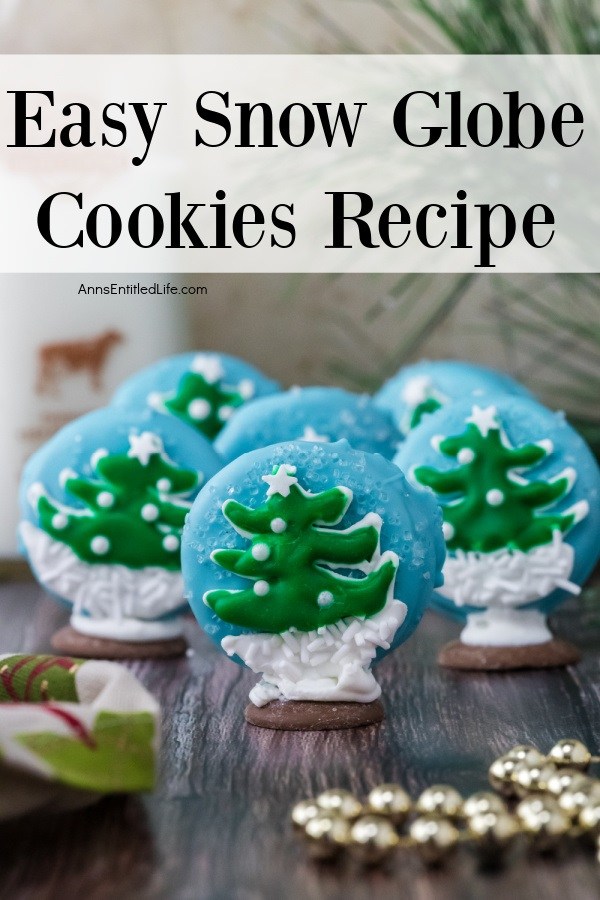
[0,580,599,900]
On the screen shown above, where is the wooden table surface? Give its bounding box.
[1,578,599,900]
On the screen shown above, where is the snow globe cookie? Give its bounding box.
[214,387,401,463]
[395,396,600,670]
[182,439,445,730]
[375,360,532,437]
[19,406,222,659]
[112,352,280,441]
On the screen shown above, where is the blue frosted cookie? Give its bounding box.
[395,395,600,653]
[214,386,401,462]
[19,406,222,650]
[112,352,280,441]
[182,439,444,710]
[375,359,533,436]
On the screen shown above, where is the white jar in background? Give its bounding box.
[0,275,188,562]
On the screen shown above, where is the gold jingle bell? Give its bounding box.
[578,799,600,837]
[557,777,600,820]
[468,811,521,863]
[505,745,545,766]
[348,815,400,865]
[367,784,412,824]
[415,784,463,820]
[546,768,589,798]
[409,816,460,865]
[515,796,571,852]
[488,756,520,797]
[462,791,507,819]
[291,799,321,829]
[316,788,363,820]
[548,739,592,771]
[304,812,351,860]
[511,761,557,798]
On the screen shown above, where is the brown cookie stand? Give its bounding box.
[245,699,385,731]
[51,625,187,660]
[438,638,580,671]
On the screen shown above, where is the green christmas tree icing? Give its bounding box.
[32,432,199,569]
[157,354,254,440]
[413,404,587,554]
[401,375,446,432]
[205,465,398,633]
[410,395,442,430]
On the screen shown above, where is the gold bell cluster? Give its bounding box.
[291,739,600,867]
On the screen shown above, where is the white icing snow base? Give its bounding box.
[20,522,186,642]
[438,531,581,647]
[461,608,553,647]
[221,597,407,706]
[441,531,579,609]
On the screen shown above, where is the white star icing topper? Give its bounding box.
[127,431,164,466]
[300,425,329,443]
[191,354,225,384]
[262,465,299,498]
[466,404,499,437]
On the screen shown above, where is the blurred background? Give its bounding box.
[1,0,599,558]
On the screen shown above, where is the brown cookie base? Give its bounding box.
[51,625,187,660]
[438,638,580,671]
[245,699,385,731]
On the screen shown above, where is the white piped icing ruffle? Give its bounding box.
[20,522,185,641]
[439,530,580,610]
[221,596,407,706]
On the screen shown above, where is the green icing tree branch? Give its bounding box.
[205,466,398,633]
[163,371,247,440]
[35,432,199,569]
[414,406,581,553]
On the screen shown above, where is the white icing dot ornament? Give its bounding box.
[252,543,270,561]
[270,518,287,533]
[395,396,600,672]
[163,535,180,552]
[182,442,445,731]
[254,580,270,596]
[91,536,110,555]
[141,503,159,522]
[188,399,211,421]
[18,406,221,660]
